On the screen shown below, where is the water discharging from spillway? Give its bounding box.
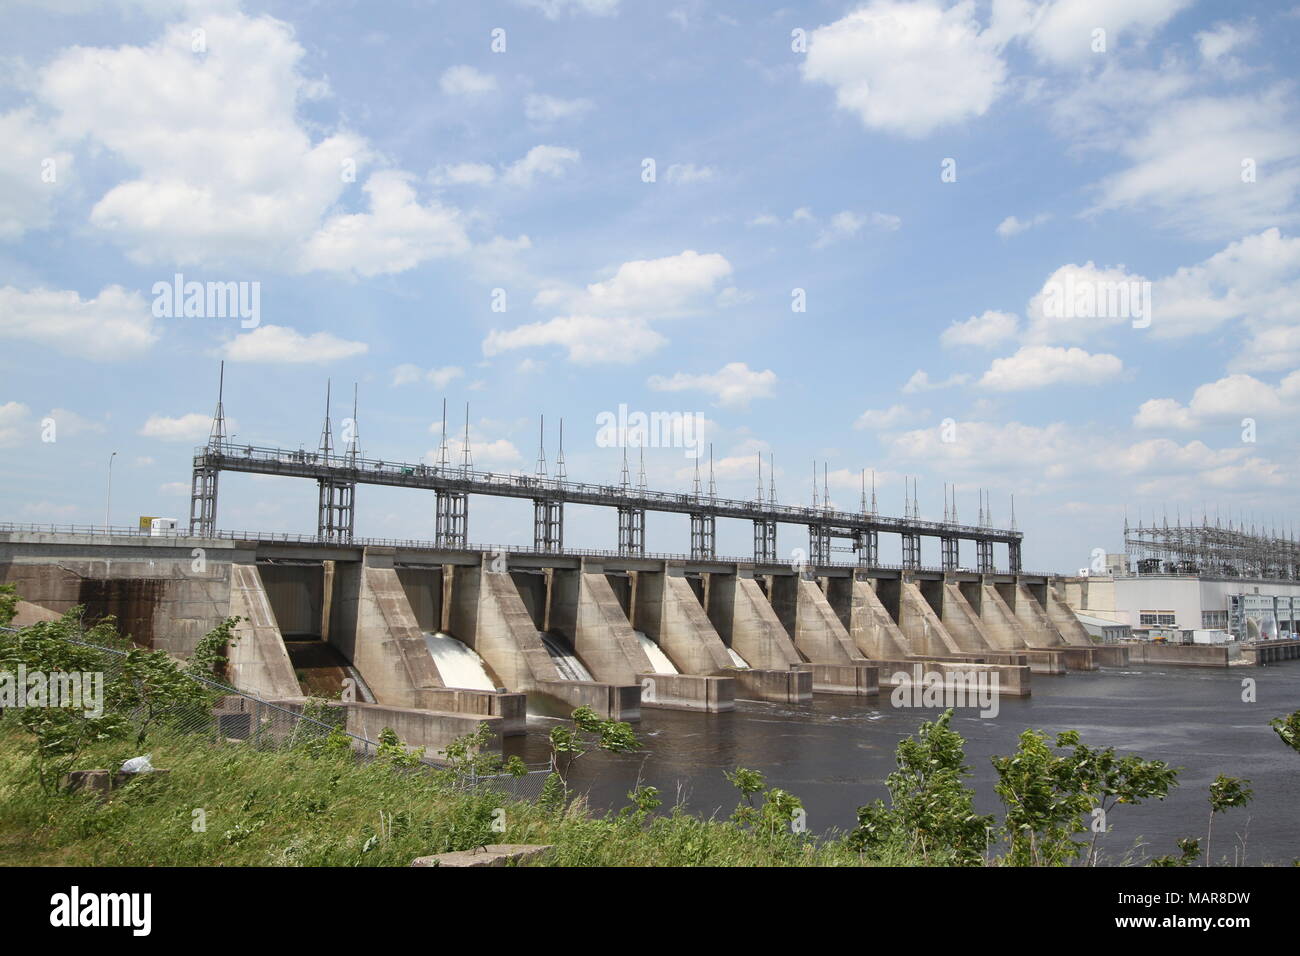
[423,631,497,691]
[634,630,678,674]
[538,632,594,681]
[726,647,750,668]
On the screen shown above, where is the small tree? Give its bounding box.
[992,729,1179,867]
[0,609,132,790]
[1270,710,1300,754]
[848,710,991,865]
[546,706,638,802]
[725,767,805,840]
[1205,774,1252,866]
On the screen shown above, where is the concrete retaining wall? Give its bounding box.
[550,565,653,685]
[327,553,445,708]
[227,564,303,700]
[705,571,803,669]
[633,565,734,675]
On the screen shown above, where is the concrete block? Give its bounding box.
[411,844,553,867]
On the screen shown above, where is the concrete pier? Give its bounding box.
[227,563,303,700]
[705,568,812,702]
[447,556,640,721]
[767,574,877,696]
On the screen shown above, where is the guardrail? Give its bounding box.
[0,520,1058,575]
[195,441,1022,541]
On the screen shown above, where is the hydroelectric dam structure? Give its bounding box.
[0,373,1131,759]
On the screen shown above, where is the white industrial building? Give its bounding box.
[1060,566,1300,644]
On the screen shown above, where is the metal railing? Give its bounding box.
[0,520,1056,576]
[195,441,1022,542]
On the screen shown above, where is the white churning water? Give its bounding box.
[634,630,679,674]
[726,647,750,668]
[538,632,594,681]
[423,631,497,691]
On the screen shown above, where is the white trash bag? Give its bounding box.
[120,754,154,774]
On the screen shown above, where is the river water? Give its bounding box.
[506,663,1300,865]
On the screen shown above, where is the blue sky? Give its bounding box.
[2,0,1299,571]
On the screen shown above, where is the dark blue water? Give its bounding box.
[510,664,1300,865]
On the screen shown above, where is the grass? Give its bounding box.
[0,722,895,867]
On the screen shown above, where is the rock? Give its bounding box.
[410,844,553,868]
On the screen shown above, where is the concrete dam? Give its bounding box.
[0,528,1121,756]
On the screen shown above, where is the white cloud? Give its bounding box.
[802,0,1007,138]
[299,171,470,277]
[902,369,970,393]
[1024,261,1149,344]
[665,163,716,184]
[1134,372,1300,429]
[525,93,593,124]
[501,145,580,187]
[1086,88,1300,239]
[813,210,900,248]
[0,402,31,448]
[1025,0,1193,66]
[647,362,777,408]
[853,404,919,430]
[484,316,666,364]
[747,213,780,227]
[941,310,1018,349]
[37,13,374,269]
[140,412,221,442]
[0,285,157,360]
[516,0,619,18]
[978,345,1124,391]
[490,251,730,364]
[440,65,496,96]
[0,107,71,241]
[885,417,1286,492]
[427,366,464,389]
[220,325,368,364]
[392,364,464,388]
[996,213,1050,238]
[1196,20,1256,63]
[431,162,497,186]
[546,249,733,316]
[426,436,523,469]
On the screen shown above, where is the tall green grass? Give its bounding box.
[0,724,896,867]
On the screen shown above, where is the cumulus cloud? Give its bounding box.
[36,13,374,269]
[525,93,593,124]
[853,404,920,430]
[665,163,716,184]
[392,364,464,388]
[484,316,666,364]
[1025,0,1193,66]
[220,325,368,363]
[299,171,470,277]
[902,370,970,393]
[978,346,1124,391]
[140,412,225,442]
[440,65,496,96]
[0,402,31,448]
[1134,372,1300,430]
[813,210,900,248]
[501,145,581,187]
[801,0,1007,138]
[516,0,619,18]
[647,362,777,408]
[0,285,157,360]
[941,310,1018,349]
[996,213,1050,238]
[1086,87,1300,239]
[0,107,71,241]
